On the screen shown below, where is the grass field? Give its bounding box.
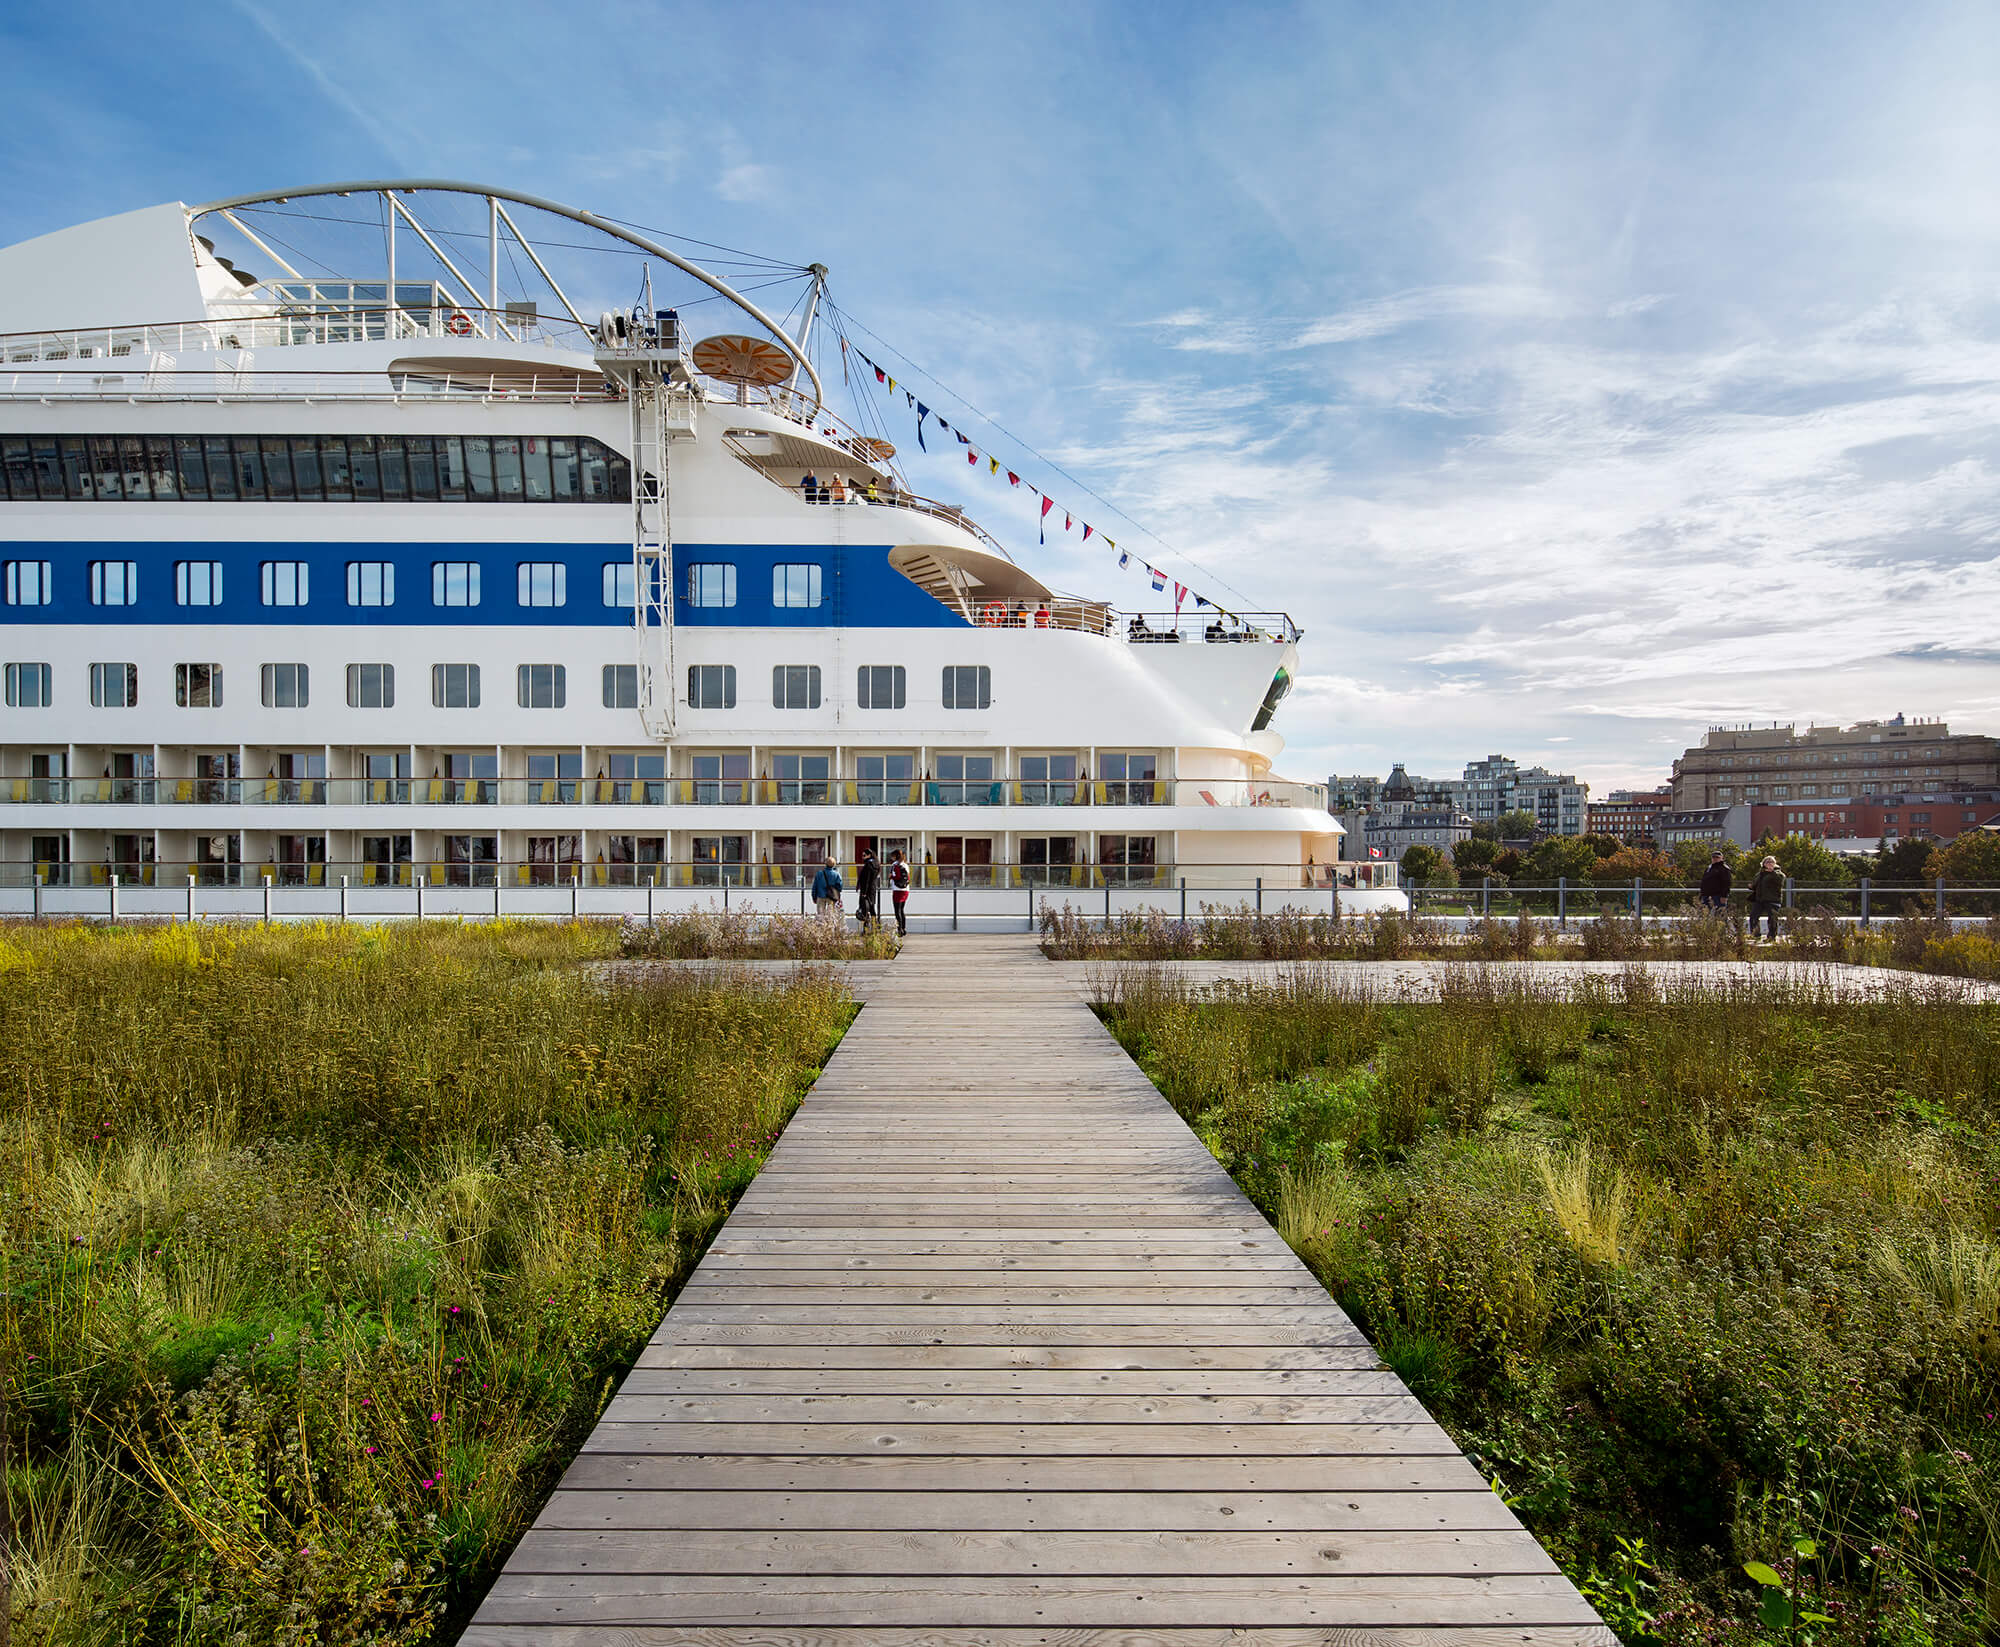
[1099,968,2000,1647]
[1044,904,2000,980]
[0,920,850,1645]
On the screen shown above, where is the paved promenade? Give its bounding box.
[468,935,1608,1643]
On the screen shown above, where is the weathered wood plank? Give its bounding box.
[578,1422,1461,1456]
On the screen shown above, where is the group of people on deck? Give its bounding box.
[809,849,911,936]
[799,470,896,507]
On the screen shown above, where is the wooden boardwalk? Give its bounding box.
[466,934,1609,1645]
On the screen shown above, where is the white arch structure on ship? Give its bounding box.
[188,179,826,413]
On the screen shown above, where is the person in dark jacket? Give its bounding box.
[856,850,880,931]
[1698,850,1733,913]
[1746,855,1784,941]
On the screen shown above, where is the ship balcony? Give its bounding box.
[0,775,1329,811]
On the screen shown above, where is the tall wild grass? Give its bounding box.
[1102,968,2000,1647]
[0,919,849,1645]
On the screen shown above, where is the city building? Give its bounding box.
[1588,786,1672,843]
[1749,790,2000,849]
[1671,716,1998,810]
[1461,754,1588,835]
[1362,806,1475,862]
[1328,763,1473,860]
[1656,805,1753,851]
[1328,768,1467,812]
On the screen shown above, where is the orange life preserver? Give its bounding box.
[981,602,1005,626]
[445,310,474,336]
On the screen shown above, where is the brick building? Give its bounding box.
[1671,716,1998,810]
[1588,787,1672,843]
[1750,790,2000,849]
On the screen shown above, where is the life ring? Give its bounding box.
[445,310,474,337]
[980,602,1005,626]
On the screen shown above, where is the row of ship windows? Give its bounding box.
[3,662,994,713]
[0,435,630,503]
[2,559,825,611]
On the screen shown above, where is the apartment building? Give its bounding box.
[1462,754,1588,836]
[1671,716,1998,811]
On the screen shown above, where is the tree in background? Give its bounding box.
[1579,832,1626,860]
[1873,835,1940,885]
[1399,843,1457,886]
[1493,848,1525,881]
[1496,809,1540,839]
[1525,836,1600,885]
[1670,838,1746,885]
[1468,820,1500,843]
[1453,835,1501,877]
[1930,829,2000,887]
[1588,846,1682,886]
[1756,832,1854,887]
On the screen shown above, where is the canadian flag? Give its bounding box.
[1368,847,1383,859]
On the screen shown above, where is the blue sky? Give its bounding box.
[5,1,1999,792]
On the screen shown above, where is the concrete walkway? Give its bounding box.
[468,934,1608,1643]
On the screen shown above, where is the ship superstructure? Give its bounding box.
[0,182,1368,899]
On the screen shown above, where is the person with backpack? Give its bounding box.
[1747,854,1784,942]
[887,849,911,937]
[810,859,844,923]
[1698,850,1733,913]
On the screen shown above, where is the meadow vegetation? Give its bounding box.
[616,905,899,959]
[1041,904,2000,980]
[1100,967,2000,1647]
[0,919,850,1645]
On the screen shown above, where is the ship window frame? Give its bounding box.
[5,560,52,605]
[772,664,822,710]
[602,663,638,708]
[516,662,567,709]
[942,664,991,711]
[89,661,138,708]
[260,560,309,607]
[5,661,52,707]
[431,662,482,709]
[174,661,224,708]
[346,662,396,709]
[856,664,906,709]
[687,664,735,709]
[260,662,309,708]
[687,562,736,608]
[603,560,635,607]
[517,561,566,608]
[346,561,395,607]
[432,561,481,608]
[175,560,224,607]
[90,560,138,606]
[773,562,823,609]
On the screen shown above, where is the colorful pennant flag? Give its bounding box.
[916,402,929,452]
[1039,495,1055,543]
[1117,549,1129,568]
[1149,567,1166,592]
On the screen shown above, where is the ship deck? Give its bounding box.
[462,934,1608,1644]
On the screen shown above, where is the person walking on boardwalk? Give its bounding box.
[887,849,911,937]
[856,849,880,931]
[1747,854,1784,942]
[1699,850,1733,914]
[810,859,844,923]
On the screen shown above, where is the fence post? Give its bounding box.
[1104,880,1111,926]
[1936,877,1946,919]
[570,871,579,921]
[1632,875,1642,917]
[1181,877,1187,921]
[723,879,730,913]
[109,872,118,924]
[646,874,654,926]
[1557,876,1567,928]
[1255,876,1262,915]
[1785,875,1795,910]
[33,868,42,923]
[799,870,805,914]
[1481,876,1490,917]
[340,875,349,923]
[188,873,196,923]
[1859,876,1870,927]
[416,875,424,922]
[952,881,958,932]
[263,873,273,924]
[494,875,502,920]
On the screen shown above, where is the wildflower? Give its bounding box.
[430,1411,442,1423]
[365,1446,377,1455]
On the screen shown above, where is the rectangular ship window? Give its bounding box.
[603,663,638,708]
[517,562,566,607]
[942,665,991,710]
[687,563,736,608]
[90,662,137,707]
[773,563,822,608]
[432,663,481,708]
[603,561,635,607]
[175,663,223,708]
[175,560,223,606]
[90,560,137,606]
[261,561,309,606]
[856,665,905,709]
[5,662,51,707]
[772,664,822,709]
[260,663,308,708]
[347,561,394,606]
[687,664,735,709]
[433,561,481,607]
[5,561,51,605]
[516,663,566,708]
[346,663,395,708]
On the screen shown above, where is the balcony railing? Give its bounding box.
[1,775,1329,810]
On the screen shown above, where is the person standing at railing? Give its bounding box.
[1747,855,1784,941]
[888,850,911,937]
[1698,850,1733,913]
[799,468,820,503]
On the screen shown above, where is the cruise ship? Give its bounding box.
[0,181,1393,914]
